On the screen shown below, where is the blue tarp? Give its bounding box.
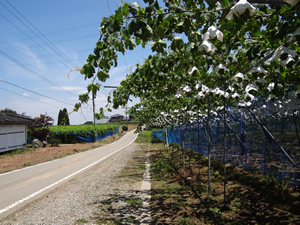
[72,128,119,142]
[152,130,163,142]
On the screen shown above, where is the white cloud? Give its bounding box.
[50,85,86,94]
[15,42,47,72]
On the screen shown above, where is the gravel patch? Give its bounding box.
[1,142,150,225]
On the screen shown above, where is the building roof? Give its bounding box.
[0,113,34,124]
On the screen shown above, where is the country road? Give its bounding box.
[0,130,138,220]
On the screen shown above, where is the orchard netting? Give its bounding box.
[153,110,299,186]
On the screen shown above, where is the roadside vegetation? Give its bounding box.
[135,130,152,143]
[48,124,119,144]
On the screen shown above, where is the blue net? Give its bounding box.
[72,128,119,143]
[156,113,300,186]
[152,130,164,142]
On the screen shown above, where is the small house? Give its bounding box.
[0,113,33,152]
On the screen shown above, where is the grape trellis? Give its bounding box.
[77,0,300,192]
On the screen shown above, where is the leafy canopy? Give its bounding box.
[77,0,300,130]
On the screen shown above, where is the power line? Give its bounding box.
[0,47,94,62]
[106,0,112,14]
[0,87,60,108]
[0,1,75,69]
[0,85,93,123]
[0,14,73,69]
[0,80,74,106]
[0,57,87,67]
[0,22,99,45]
[3,31,99,51]
[4,0,77,68]
[0,50,78,97]
[0,32,98,52]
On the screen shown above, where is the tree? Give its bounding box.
[28,114,54,141]
[57,108,70,125]
[62,108,70,125]
[75,0,299,197]
[75,0,299,131]
[57,109,63,125]
[0,108,17,115]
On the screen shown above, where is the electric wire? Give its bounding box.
[0,57,87,67]
[0,47,94,63]
[0,22,99,45]
[0,86,92,123]
[0,14,73,69]
[0,33,98,52]
[0,1,75,69]
[0,80,74,106]
[0,87,60,108]
[106,0,112,14]
[5,0,77,67]
[0,50,78,97]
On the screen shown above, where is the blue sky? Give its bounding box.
[0,0,151,125]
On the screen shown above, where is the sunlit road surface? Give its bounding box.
[0,130,137,219]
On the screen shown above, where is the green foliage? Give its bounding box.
[28,127,50,141]
[176,217,190,225]
[0,108,17,115]
[76,0,299,130]
[28,114,54,140]
[57,108,70,126]
[135,130,152,143]
[23,162,31,167]
[49,124,119,143]
[1,148,34,156]
[47,138,61,147]
[126,198,143,207]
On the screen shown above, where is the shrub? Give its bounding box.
[122,125,128,131]
[48,138,61,147]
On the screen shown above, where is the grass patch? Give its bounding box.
[0,147,35,157]
[23,162,31,167]
[126,198,143,207]
[135,130,152,143]
[75,218,88,224]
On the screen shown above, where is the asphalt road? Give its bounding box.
[0,130,138,219]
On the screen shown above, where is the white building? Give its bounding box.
[0,113,33,152]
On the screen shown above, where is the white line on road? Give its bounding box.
[0,132,138,215]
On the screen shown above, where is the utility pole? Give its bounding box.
[92,92,96,131]
[122,105,131,120]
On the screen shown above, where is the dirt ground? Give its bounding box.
[0,124,137,174]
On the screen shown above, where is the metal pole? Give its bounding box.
[207,95,211,196]
[247,108,297,167]
[223,104,227,205]
[92,93,96,142]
